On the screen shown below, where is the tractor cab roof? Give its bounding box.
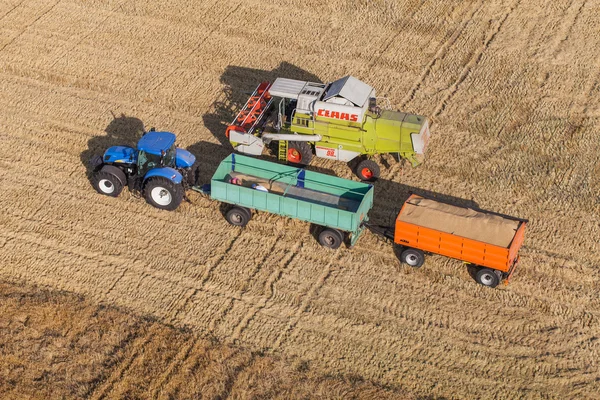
[137,131,176,155]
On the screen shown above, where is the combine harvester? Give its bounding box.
[226,76,430,181]
[193,155,527,288]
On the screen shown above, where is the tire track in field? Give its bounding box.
[367,0,429,69]
[0,0,62,53]
[398,0,486,110]
[0,0,24,22]
[208,233,281,332]
[170,229,244,323]
[149,2,242,91]
[47,0,130,70]
[549,0,588,58]
[431,0,522,118]
[272,250,340,350]
[148,337,197,398]
[229,240,303,342]
[89,328,158,400]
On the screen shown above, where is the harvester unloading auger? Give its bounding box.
[225,76,430,181]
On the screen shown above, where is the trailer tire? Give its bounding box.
[92,170,124,197]
[318,228,344,249]
[226,207,251,227]
[400,248,425,268]
[287,141,313,166]
[144,177,183,211]
[355,159,380,181]
[475,268,500,288]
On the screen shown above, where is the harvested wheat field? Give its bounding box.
[0,280,406,399]
[1,0,599,398]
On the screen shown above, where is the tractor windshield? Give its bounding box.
[137,150,161,176]
[163,145,176,167]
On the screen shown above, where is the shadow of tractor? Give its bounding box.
[80,114,146,179]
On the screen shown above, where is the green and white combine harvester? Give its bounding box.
[226,76,430,180]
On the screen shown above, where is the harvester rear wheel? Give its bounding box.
[92,170,124,198]
[287,141,312,166]
[318,228,344,249]
[355,159,380,181]
[144,177,183,211]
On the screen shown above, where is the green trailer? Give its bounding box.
[194,154,374,248]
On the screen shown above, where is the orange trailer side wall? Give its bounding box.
[393,196,527,272]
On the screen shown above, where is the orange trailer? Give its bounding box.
[371,194,527,287]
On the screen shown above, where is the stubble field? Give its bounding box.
[1,0,599,398]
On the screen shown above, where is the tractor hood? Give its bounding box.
[175,148,196,168]
[103,146,136,164]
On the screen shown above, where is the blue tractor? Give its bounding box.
[90,130,198,211]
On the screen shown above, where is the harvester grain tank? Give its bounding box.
[226,76,430,180]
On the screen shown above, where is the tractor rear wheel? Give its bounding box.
[287,141,313,166]
[91,170,124,197]
[225,207,251,227]
[475,268,501,288]
[185,161,200,186]
[318,228,344,249]
[400,248,425,268]
[355,159,380,181]
[144,177,183,211]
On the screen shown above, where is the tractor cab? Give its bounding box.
[136,131,177,175]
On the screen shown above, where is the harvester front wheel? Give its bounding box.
[318,228,344,249]
[355,159,380,181]
[400,248,425,268]
[144,177,183,211]
[287,141,312,166]
[475,268,501,288]
[92,170,124,198]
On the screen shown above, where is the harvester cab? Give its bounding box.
[90,130,199,211]
[226,76,430,181]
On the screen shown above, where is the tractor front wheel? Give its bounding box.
[91,170,124,198]
[287,141,313,166]
[144,177,183,211]
[355,159,380,181]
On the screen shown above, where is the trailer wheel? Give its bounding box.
[226,207,251,227]
[92,170,124,197]
[287,141,313,166]
[144,177,183,211]
[318,228,344,249]
[355,159,380,181]
[400,248,425,268]
[475,268,500,288]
